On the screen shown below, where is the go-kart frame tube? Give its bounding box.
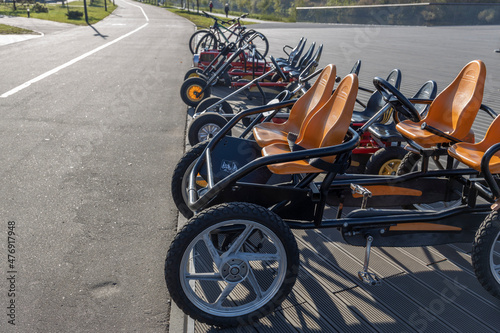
[188,124,360,212]
[194,35,261,97]
[196,43,236,76]
[481,142,500,199]
[195,69,277,119]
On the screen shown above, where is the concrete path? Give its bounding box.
[0,16,75,46]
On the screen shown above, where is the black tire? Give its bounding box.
[472,211,500,300]
[180,77,211,107]
[396,151,421,175]
[188,113,231,146]
[365,146,408,175]
[184,68,203,81]
[194,97,233,115]
[195,32,218,54]
[165,202,300,327]
[171,141,209,219]
[239,31,269,58]
[189,30,210,54]
[242,117,254,128]
[270,73,284,83]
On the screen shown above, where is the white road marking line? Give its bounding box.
[125,0,149,22]
[1,0,150,98]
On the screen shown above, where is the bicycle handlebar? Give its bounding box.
[201,11,249,25]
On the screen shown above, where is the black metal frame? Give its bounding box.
[183,81,500,248]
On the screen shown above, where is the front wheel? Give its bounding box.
[180,77,211,107]
[171,141,209,219]
[189,30,210,54]
[188,113,231,146]
[472,211,500,300]
[165,202,300,327]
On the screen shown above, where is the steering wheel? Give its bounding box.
[373,77,421,123]
[270,56,287,82]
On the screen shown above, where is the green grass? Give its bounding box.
[0,1,117,26]
[0,23,36,35]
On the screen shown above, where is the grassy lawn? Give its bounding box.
[0,23,36,34]
[166,7,255,29]
[0,0,117,26]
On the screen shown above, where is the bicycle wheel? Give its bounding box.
[472,211,500,300]
[365,146,408,175]
[189,30,211,54]
[195,32,218,54]
[165,202,299,327]
[188,113,231,146]
[239,31,269,58]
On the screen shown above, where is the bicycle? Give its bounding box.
[189,11,269,58]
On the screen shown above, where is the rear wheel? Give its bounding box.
[171,142,209,219]
[365,146,407,175]
[188,113,231,146]
[180,77,211,107]
[165,202,299,327]
[472,211,500,300]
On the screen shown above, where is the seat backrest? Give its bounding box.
[412,80,437,116]
[295,42,315,70]
[282,64,337,134]
[364,69,402,123]
[424,60,486,138]
[471,114,500,151]
[350,60,361,75]
[296,74,359,162]
[301,44,323,76]
[289,38,306,67]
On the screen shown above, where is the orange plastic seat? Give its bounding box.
[253,64,337,148]
[261,74,358,174]
[396,60,486,148]
[448,115,500,174]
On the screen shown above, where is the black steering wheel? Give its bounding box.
[373,77,421,123]
[270,56,287,82]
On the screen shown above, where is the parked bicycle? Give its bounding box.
[189,11,269,57]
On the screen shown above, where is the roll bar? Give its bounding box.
[188,127,361,211]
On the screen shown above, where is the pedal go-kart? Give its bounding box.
[181,37,322,108]
[166,60,500,327]
[186,56,324,146]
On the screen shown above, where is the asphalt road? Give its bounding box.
[257,22,500,110]
[0,2,192,332]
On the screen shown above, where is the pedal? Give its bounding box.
[357,235,381,286]
[350,183,372,209]
[358,271,381,286]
